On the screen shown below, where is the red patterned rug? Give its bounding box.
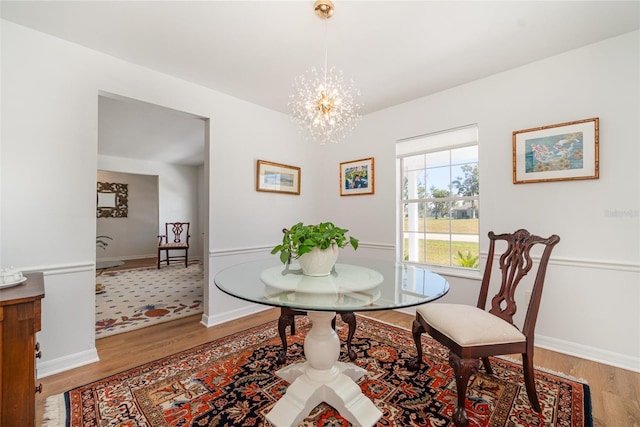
[44,316,591,426]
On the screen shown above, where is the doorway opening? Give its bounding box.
[96,92,209,338]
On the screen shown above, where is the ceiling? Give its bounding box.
[98,95,207,166]
[2,1,639,165]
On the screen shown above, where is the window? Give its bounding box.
[397,125,479,270]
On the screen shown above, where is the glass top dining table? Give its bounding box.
[214,257,450,313]
[214,257,450,427]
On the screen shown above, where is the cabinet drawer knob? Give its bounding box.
[35,384,43,394]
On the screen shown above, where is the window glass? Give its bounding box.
[397,126,479,270]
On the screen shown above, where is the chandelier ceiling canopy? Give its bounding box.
[289,0,362,145]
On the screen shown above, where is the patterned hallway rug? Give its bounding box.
[95,262,203,338]
[45,316,592,427]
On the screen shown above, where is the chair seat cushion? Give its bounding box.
[417,304,525,347]
[159,243,188,248]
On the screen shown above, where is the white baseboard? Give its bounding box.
[395,307,416,316]
[96,254,154,262]
[37,348,100,379]
[200,304,270,328]
[535,334,640,373]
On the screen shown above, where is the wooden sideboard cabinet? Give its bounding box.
[0,273,45,427]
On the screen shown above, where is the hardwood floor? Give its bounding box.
[367,311,640,426]
[38,259,639,426]
[99,256,159,271]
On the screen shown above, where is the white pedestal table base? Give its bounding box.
[265,311,382,427]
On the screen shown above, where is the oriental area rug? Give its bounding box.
[45,316,592,427]
[95,262,203,338]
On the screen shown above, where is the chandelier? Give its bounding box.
[289,0,361,145]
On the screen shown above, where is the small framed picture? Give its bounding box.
[340,157,374,196]
[513,118,599,184]
[256,160,301,195]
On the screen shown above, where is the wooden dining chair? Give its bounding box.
[157,222,191,269]
[409,229,560,427]
[277,307,357,364]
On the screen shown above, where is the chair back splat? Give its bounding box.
[169,223,187,243]
[480,229,560,335]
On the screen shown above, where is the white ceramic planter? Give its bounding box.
[298,244,339,276]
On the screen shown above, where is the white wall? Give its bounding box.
[96,170,159,261]
[1,20,315,376]
[2,19,638,375]
[97,155,203,260]
[314,31,640,371]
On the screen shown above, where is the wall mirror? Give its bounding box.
[97,182,128,218]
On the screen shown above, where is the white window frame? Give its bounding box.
[396,125,480,274]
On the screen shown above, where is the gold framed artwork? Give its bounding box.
[256,160,301,195]
[513,117,599,184]
[340,157,374,196]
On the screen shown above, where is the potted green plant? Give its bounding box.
[271,222,359,276]
[454,250,479,268]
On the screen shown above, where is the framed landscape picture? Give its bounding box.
[513,117,599,184]
[256,160,300,195]
[340,157,374,196]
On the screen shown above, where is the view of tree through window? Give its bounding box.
[398,127,479,269]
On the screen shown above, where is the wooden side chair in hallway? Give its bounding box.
[409,229,560,427]
[157,222,191,269]
[277,307,357,365]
